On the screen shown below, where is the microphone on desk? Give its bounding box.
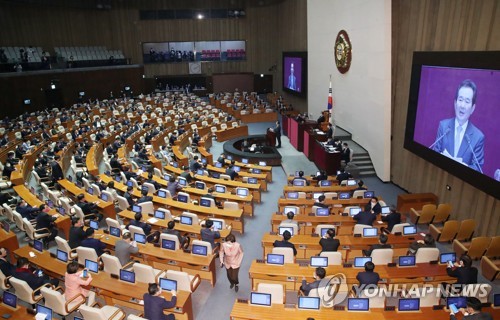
[464,135,483,174]
[429,127,451,149]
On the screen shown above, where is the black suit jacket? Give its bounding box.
[50,161,64,180]
[365,202,382,215]
[446,266,478,285]
[381,212,401,232]
[313,202,328,208]
[35,212,57,232]
[450,312,493,320]
[137,196,153,204]
[273,240,297,256]
[353,211,376,226]
[319,238,340,252]
[336,172,352,182]
[356,271,380,286]
[363,243,392,257]
[14,268,45,290]
[143,293,177,320]
[0,259,15,277]
[68,226,86,249]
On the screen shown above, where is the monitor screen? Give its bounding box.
[134,233,146,244]
[36,304,52,320]
[159,278,178,291]
[447,297,467,309]
[493,293,500,307]
[100,193,108,201]
[58,207,66,215]
[180,216,192,225]
[46,200,54,208]
[192,244,208,256]
[157,190,167,198]
[320,228,330,237]
[234,166,241,172]
[320,180,332,187]
[293,180,305,186]
[248,178,258,184]
[127,181,133,187]
[212,172,220,179]
[347,180,357,186]
[154,210,166,219]
[195,182,205,189]
[363,228,378,237]
[227,155,233,160]
[178,178,187,186]
[310,256,328,268]
[440,252,456,264]
[253,169,262,174]
[76,180,83,188]
[115,175,121,182]
[85,259,99,273]
[56,249,68,263]
[287,192,299,199]
[89,220,99,230]
[348,298,369,311]
[119,269,135,283]
[211,220,223,231]
[132,205,142,213]
[242,158,249,164]
[164,174,171,181]
[172,162,178,168]
[354,257,372,268]
[201,158,207,164]
[33,239,43,252]
[162,239,176,250]
[399,256,416,267]
[316,208,329,216]
[339,192,351,199]
[215,185,226,193]
[403,225,417,235]
[259,161,267,166]
[298,296,320,310]
[87,187,93,195]
[177,194,188,203]
[266,254,285,265]
[284,206,297,215]
[399,298,420,311]
[250,292,272,306]
[313,192,323,200]
[3,291,17,309]
[364,191,375,198]
[215,162,223,168]
[278,226,294,236]
[237,189,248,197]
[282,52,307,97]
[200,198,212,207]
[349,207,362,216]
[381,206,391,214]
[109,226,120,237]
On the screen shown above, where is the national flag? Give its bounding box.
[327,79,333,110]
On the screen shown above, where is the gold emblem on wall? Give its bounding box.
[334,30,352,74]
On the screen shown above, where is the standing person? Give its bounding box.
[274,121,282,148]
[219,234,244,292]
[143,283,177,320]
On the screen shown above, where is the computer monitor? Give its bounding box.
[104,170,111,176]
[440,252,456,264]
[119,269,135,284]
[266,254,285,265]
[76,180,83,188]
[89,220,99,230]
[248,177,258,184]
[319,180,332,187]
[398,298,420,311]
[2,221,10,233]
[3,291,17,309]
[287,192,299,199]
[298,296,320,310]
[200,198,211,207]
[227,155,233,160]
[381,206,391,214]
[316,208,329,216]
[192,244,208,256]
[67,176,73,182]
[141,186,149,194]
[164,174,171,181]
[259,161,267,166]
[178,178,187,187]
[177,194,188,203]
[132,205,142,213]
[109,226,120,237]
[310,256,328,267]
[100,193,108,201]
[126,181,133,187]
[58,207,66,215]
[234,166,241,172]
[348,298,369,311]
[339,192,351,199]
[320,228,329,237]
[85,259,99,273]
[293,180,305,186]
[354,257,372,268]
[294,171,300,177]
[237,188,248,197]
[278,226,294,236]
[159,278,178,291]
[284,206,298,215]
[253,169,262,174]
[87,187,93,195]
[403,225,417,235]
[115,175,121,182]
[349,207,362,216]
[447,297,467,309]
[195,182,205,190]
[494,293,500,307]
[364,191,375,198]
[212,172,221,179]
[347,180,357,186]
[201,158,207,164]
[161,239,176,250]
[242,158,249,164]
[180,216,192,225]
[56,249,68,263]
[172,162,179,168]
[134,233,146,244]
[250,292,272,307]
[363,228,378,237]
[46,200,54,208]
[154,210,166,219]
[398,256,416,267]
[36,304,53,320]
[313,192,323,200]
[157,190,167,198]
[215,162,223,168]
[215,185,226,193]
[33,239,43,252]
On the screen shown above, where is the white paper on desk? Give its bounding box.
[29,251,35,258]
[147,218,158,224]
[377,221,383,224]
[36,313,48,320]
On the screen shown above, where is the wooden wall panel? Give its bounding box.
[391,0,500,236]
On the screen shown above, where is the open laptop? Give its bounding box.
[310,256,328,268]
[252,169,262,174]
[287,192,299,199]
[347,298,369,311]
[180,216,193,225]
[195,182,205,190]
[380,206,391,215]
[56,249,68,263]
[398,298,420,312]
[126,181,133,187]
[85,259,99,273]
[362,228,378,237]
[316,208,329,216]
[2,220,10,233]
[339,192,351,199]
[134,233,147,244]
[266,254,285,266]
[36,304,53,320]
[234,166,241,173]
[312,193,323,200]
[403,225,417,235]
[159,278,177,291]
[241,158,249,164]
[119,269,135,284]
[100,193,109,202]
[320,228,330,237]
[200,198,212,207]
[87,187,94,195]
[398,256,416,267]
[447,297,467,309]
[250,292,272,307]
[354,257,372,268]
[211,220,223,231]
[440,252,456,264]
[278,226,294,236]
[178,178,187,187]
[248,177,258,184]
[196,169,204,176]
[2,291,17,310]
[259,161,267,166]
[347,180,357,186]
[284,206,298,215]
[215,162,223,168]
[109,226,121,237]
[293,180,305,187]
[298,296,320,310]
[349,207,362,216]
[192,244,208,256]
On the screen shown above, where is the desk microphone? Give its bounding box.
[429,127,451,149]
[465,135,483,174]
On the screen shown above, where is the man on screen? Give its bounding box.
[288,63,297,90]
[431,79,484,172]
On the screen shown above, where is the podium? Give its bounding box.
[266,128,276,147]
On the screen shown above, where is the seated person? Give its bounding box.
[217,153,226,164]
[364,197,382,215]
[0,247,15,277]
[76,194,104,222]
[363,234,391,257]
[355,261,380,287]
[300,267,326,296]
[336,168,352,183]
[16,200,39,220]
[167,175,182,197]
[225,162,239,180]
[281,211,300,232]
[81,228,107,256]
[443,254,478,296]
[136,189,153,204]
[189,156,202,172]
[179,166,193,184]
[291,171,309,186]
[35,205,59,247]
[143,283,177,320]
[319,228,340,252]
[145,172,161,191]
[313,195,329,209]
[201,220,221,249]
[115,232,139,266]
[68,217,86,249]
[13,257,58,290]
[312,170,328,182]
[203,188,221,207]
[64,260,93,305]
[355,180,367,191]
[381,206,401,233]
[449,297,493,320]
[273,230,297,256]
[105,181,119,201]
[126,212,160,243]
[163,220,190,249]
[123,185,135,207]
[408,233,436,255]
[353,210,376,226]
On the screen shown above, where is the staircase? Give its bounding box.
[334,126,376,177]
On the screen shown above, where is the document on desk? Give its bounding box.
[147,218,158,224]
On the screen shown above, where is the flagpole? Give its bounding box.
[328,74,336,138]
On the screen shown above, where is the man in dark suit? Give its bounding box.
[291,170,309,186]
[319,228,340,252]
[127,212,159,243]
[76,194,103,221]
[300,267,326,296]
[274,121,281,148]
[356,261,380,286]
[312,170,328,183]
[443,255,478,296]
[313,195,329,209]
[353,210,376,226]
[137,189,153,204]
[431,79,484,172]
[189,156,202,173]
[81,228,107,256]
[203,188,221,207]
[225,163,238,180]
[68,217,86,249]
[179,166,193,184]
[0,247,15,277]
[123,185,135,207]
[326,123,333,139]
[16,200,39,220]
[50,155,64,181]
[341,142,353,164]
[145,172,161,191]
[336,168,352,183]
[200,220,221,249]
[355,180,367,191]
[143,283,177,320]
[449,297,493,320]
[273,230,297,256]
[365,197,382,215]
[381,207,401,233]
[14,257,58,290]
[363,234,392,257]
[163,220,189,249]
[35,205,58,246]
[110,154,124,172]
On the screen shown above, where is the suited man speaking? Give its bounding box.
[288,63,297,90]
[431,79,485,173]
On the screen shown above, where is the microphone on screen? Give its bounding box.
[429,127,451,150]
[464,135,483,174]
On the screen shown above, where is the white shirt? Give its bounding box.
[454,119,469,157]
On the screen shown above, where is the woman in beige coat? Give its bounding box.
[219,234,244,292]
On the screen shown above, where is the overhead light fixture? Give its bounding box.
[197,14,204,19]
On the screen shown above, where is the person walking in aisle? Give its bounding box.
[219,234,244,292]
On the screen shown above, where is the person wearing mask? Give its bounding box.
[363,234,392,257]
[219,234,244,292]
[68,217,86,249]
[365,197,382,215]
[143,282,177,320]
[443,254,478,296]
[449,297,492,320]
[115,232,139,266]
[273,230,297,256]
[0,247,15,277]
[201,220,221,249]
[300,267,326,296]
[319,228,340,252]
[64,261,94,305]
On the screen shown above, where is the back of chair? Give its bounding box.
[41,286,67,316]
[415,247,440,263]
[13,211,25,231]
[143,182,156,194]
[116,196,130,211]
[455,219,476,241]
[55,236,72,254]
[101,253,122,276]
[353,224,371,235]
[271,247,294,264]
[133,263,157,284]
[159,233,180,251]
[370,249,394,265]
[352,190,365,199]
[223,201,239,210]
[391,223,410,234]
[9,277,37,304]
[417,204,436,224]
[278,222,298,236]
[138,201,154,215]
[76,247,98,266]
[257,283,284,304]
[485,236,500,259]
[359,288,385,308]
[467,237,492,260]
[128,225,145,239]
[319,251,343,265]
[433,220,459,242]
[433,203,452,224]
[191,239,212,255]
[166,270,192,292]
[79,305,107,320]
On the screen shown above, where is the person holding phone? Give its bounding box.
[143,283,177,320]
[442,254,478,297]
[220,234,244,292]
[449,297,492,320]
[64,261,94,305]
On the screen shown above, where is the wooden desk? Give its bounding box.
[216,125,249,142]
[0,229,19,262]
[397,193,438,214]
[277,197,372,215]
[283,185,357,194]
[182,187,254,216]
[14,246,193,320]
[86,144,101,176]
[287,175,338,184]
[206,164,268,191]
[239,112,278,123]
[312,141,342,175]
[0,303,36,320]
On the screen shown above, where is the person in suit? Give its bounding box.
[13,257,58,290]
[76,194,103,222]
[225,163,239,180]
[364,197,382,215]
[363,234,392,257]
[114,232,139,266]
[163,220,189,249]
[355,180,367,191]
[431,79,484,172]
[326,123,333,139]
[274,121,282,148]
[273,230,297,256]
[166,176,182,197]
[287,63,297,90]
[145,172,161,191]
[203,188,221,207]
[68,217,86,249]
[110,154,124,172]
[35,205,59,246]
[189,156,202,172]
[442,254,478,296]
[179,166,193,184]
[449,297,493,320]
[127,212,159,243]
[282,211,300,232]
[381,206,401,233]
[201,220,221,249]
[137,189,153,204]
[317,114,326,124]
[143,283,177,320]
[217,153,226,165]
[0,247,15,277]
[408,233,436,255]
[313,195,329,209]
[353,210,376,226]
[291,170,309,186]
[319,228,340,252]
[336,168,352,183]
[312,170,328,183]
[300,267,326,296]
[16,200,39,220]
[50,155,64,181]
[81,228,107,256]
[356,261,380,287]
[123,185,135,207]
[341,142,353,164]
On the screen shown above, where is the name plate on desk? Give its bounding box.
[299,245,307,249]
[343,263,352,268]
[380,278,388,284]
[174,307,183,312]
[342,246,350,250]
[270,232,277,235]
[168,260,178,265]
[424,276,434,281]
[334,306,345,311]
[256,259,265,264]
[286,276,296,281]
[333,222,341,226]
